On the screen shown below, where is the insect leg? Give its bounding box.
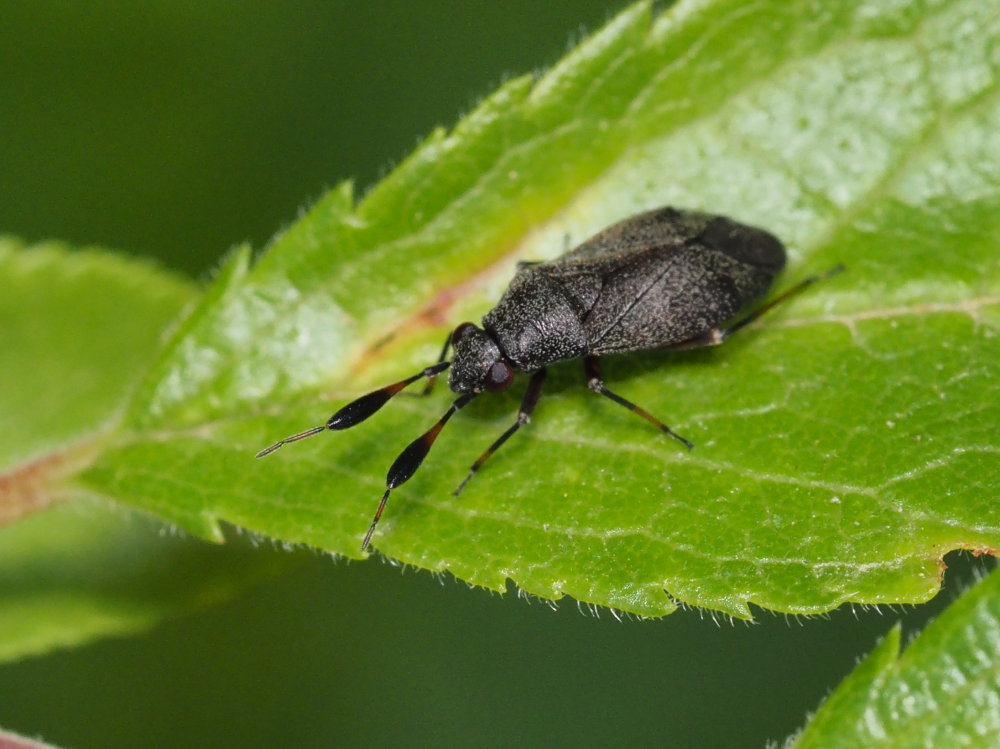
[672,264,846,350]
[362,391,478,551]
[453,368,547,497]
[721,264,845,341]
[584,356,693,450]
[418,329,455,396]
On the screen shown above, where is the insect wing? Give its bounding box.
[533,209,786,354]
[551,207,706,263]
[582,244,776,353]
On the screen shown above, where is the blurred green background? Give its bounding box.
[0,1,989,747]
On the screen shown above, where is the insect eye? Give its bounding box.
[484,361,514,393]
[451,322,477,344]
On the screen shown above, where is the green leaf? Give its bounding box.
[0,237,194,516]
[0,240,294,660]
[0,499,296,662]
[792,566,1000,747]
[46,0,1000,616]
[0,727,61,749]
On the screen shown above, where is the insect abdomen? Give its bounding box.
[583,242,782,355]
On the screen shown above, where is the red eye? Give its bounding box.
[485,361,514,392]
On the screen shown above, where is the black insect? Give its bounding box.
[257,207,842,551]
